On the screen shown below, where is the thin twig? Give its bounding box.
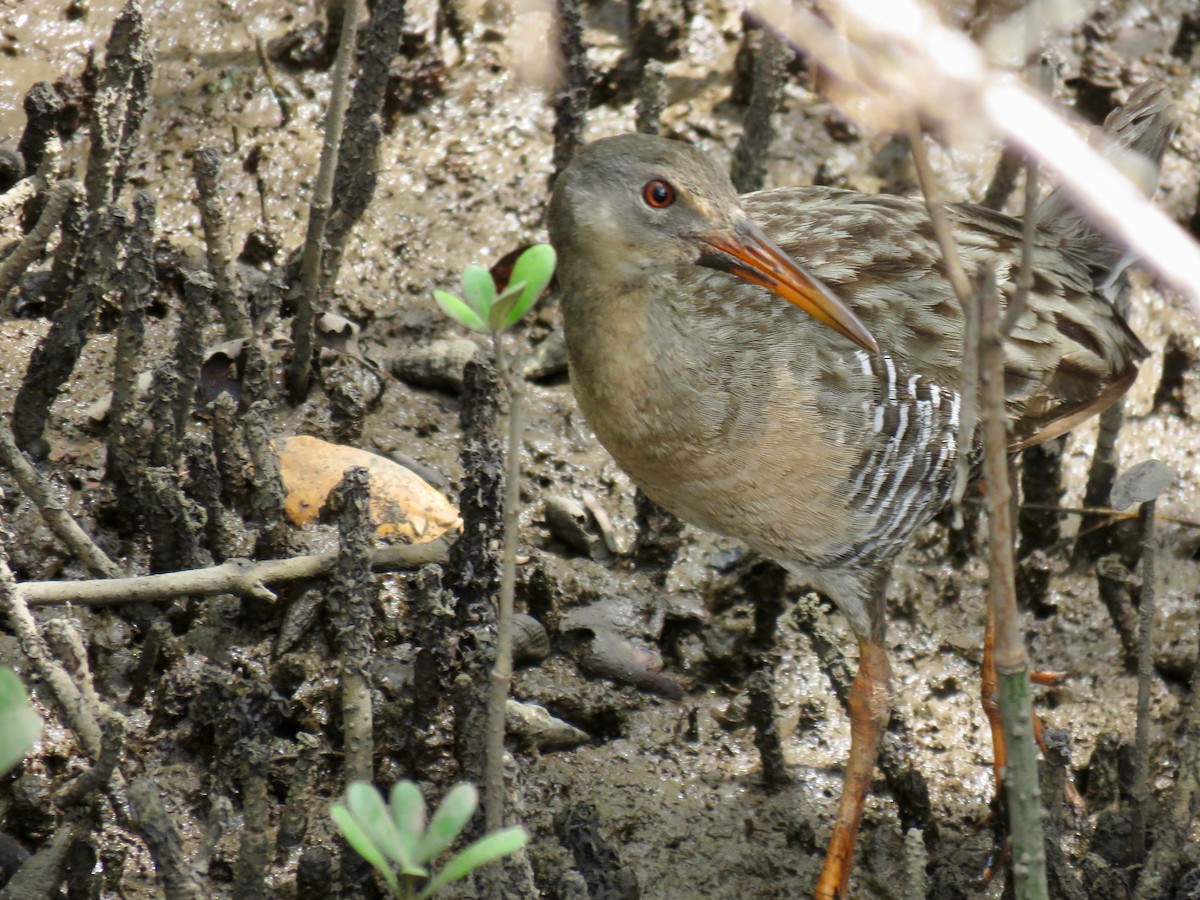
[0,173,49,222]
[127,776,205,900]
[0,422,121,578]
[730,28,790,194]
[1131,498,1158,862]
[108,190,155,516]
[550,0,589,185]
[0,534,103,758]
[635,60,667,136]
[43,617,106,736]
[904,121,973,303]
[903,827,927,900]
[233,755,271,897]
[193,146,251,340]
[978,264,1048,899]
[54,710,126,807]
[1001,155,1038,336]
[1136,626,1200,897]
[1,822,80,898]
[1095,556,1141,672]
[253,33,293,126]
[83,0,153,210]
[321,0,406,295]
[287,0,361,402]
[12,206,124,457]
[905,117,978,523]
[326,467,376,785]
[981,146,1021,211]
[19,538,451,606]
[0,179,79,301]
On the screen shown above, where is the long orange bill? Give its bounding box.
[698,219,880,355]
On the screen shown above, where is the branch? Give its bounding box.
[904,116,978,523]
[287,0,362,402]
[485,336,524,835]
[0,538,103,758]
[0,421,121,578]
[0,179,79,301]
[19,538,451,606]
[978,265,1048,899]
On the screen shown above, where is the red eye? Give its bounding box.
[642,179,676,209]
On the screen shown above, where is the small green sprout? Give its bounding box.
[331,780,529,898]
[0,668,41,777]
[434,244,556,335]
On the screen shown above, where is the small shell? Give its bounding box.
[578,630,683,699]
[545,494,612,560]
[544,495,595,556]
[506,699,589,751]
[512,614,551,664]
[390,337,479,394]
[580,490,619,556]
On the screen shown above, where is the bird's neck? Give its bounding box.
[561,267,824,454]
[563,272,693,446]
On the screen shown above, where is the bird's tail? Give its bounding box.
[1036,80,1176,276]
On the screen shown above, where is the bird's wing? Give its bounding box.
[744,187,1146,449]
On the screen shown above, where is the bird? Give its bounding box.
[547,80,1172,899]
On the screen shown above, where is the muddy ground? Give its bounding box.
[1,0,1200,897]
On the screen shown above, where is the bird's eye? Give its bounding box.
[642,179,676,209]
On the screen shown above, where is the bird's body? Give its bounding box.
[559,176,1147,635]
[548,81,1171,899]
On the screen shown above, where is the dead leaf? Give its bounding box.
[277,435,460,542]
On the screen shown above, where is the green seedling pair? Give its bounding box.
[331,781,528,898]
[434,244,556,335]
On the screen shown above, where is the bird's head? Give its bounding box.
[548,133,878,354]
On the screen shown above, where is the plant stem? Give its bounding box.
[1132,498,1157,861]
[287,0,361,403]
[484,334,522,833]
[978,267,1048,900]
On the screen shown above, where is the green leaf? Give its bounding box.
[417,827,530,898]
[346,782,425,877]
[331,803,401,895]
[461,266,496,317]
[487,281,526,334]
[0,669,40,778]
[434,290,488,334]
[501,244,556,329]
[416,783,477,864]
[391,780,427,845]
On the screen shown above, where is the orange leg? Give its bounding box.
[982,602,1007,785]
[814,638,892,900]
[982,611,1067,782]
[1030,670,1065,687]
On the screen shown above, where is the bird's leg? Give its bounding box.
[982,601,1006,784]
[815,637,892,900]
[982,610,1067,774]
